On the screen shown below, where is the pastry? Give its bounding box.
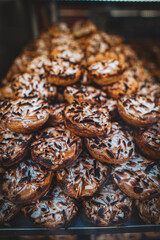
[103,69,138,99]
[117,95,159,127]
[0,97,49,133]
[134,121,160,160]
[64,85,107,104]
[82,183,133,226]
[0,126,32,167]
[49,22,70,38]
[48,103,66,126]
[135,197,160,224]
[72,20,97,39]
[101,99,117,120]
[1,73,57,102]
[85,122,135,164]
[23,186,78,228]
[88,52,126,85]
[45,58,81,86]
[57,151,110,199]
[113,155,160,199]
[63,101,111,137]
[1,159,53,204]
[31,125,82,170]
[0,196,20,224]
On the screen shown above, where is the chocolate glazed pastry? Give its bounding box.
[57,151,111,199]
[1,159,53,204]
[31,125,82,170]
[0,97,49,133]
[113,155,160,200]
[22,186,78,228]
[135,197,160,224]
[0,126,32,167]
[85,122,135,164]
[117,95,159,127]
[82,183,133,227]
[63,101,111,137]
[134,121,160,160]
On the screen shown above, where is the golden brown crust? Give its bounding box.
[134,122,160,160]
[63,102,111,137]
[113,155,160,200]
[22,186,78,228]
[64,85,107,104]
[82,183,133,227]
[31,125,82,170]
[0,127,32,167]
[117,95,159,127]
[57,151,110,199]
[1,159,53,204]
[49,22,71,38]
[87,52,126,85]
[45,58,81,86]
[85,122,135,164]
[0,97,49,133]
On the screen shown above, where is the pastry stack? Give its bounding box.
[0,20,160,228]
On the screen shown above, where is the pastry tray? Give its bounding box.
[0,208,160,235]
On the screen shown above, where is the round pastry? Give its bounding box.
[31,125,82,170]
[134,121,160,160]
[117,95,159,127]
[57,151,110,199]
[22,186,78,228]
[51,45,84,64]
[87,52,126,85]
[64,85,107,104]
[26,56,52,78]
[45,58,81,86]
[103,69,138,99]
[0,97,49,133]
[0,126,32,167]
[82,183,133,226]
[6,73,57,102]
[49,22,70,38]
[135,197,160,224]
[0,197,20,224]
[137,79,160,98]
[63,101,111,137]
[1,159,53,204]
[85,122,135,164]
[72,20,97,39]
[48,103,66,126]
[113,155,160,200]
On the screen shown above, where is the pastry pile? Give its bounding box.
[0,20,160,228]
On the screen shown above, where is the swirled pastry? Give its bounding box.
[113,155,160,199]
[57,151,110,199]
[117,95,159,127]
[0,126,32,167]
[22,186,78,228]
[31,125,82,170]
[85,122,135,164]
[88,52,126,85]
[72,20,97,39]
[135,197,160,224]
[0,97,49,133]
[48,103,66,126]
[64,85,107,104]
[45,58,81,86]
[1,159,53,204]
[82,183,133,226]
[63,102,111,137]
[134,121,160,160]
